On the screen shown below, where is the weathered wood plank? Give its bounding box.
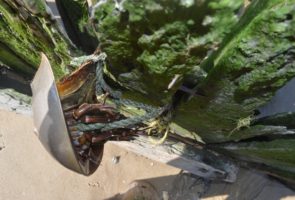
[110,135,238,183]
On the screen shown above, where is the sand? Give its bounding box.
[0,110,294,200]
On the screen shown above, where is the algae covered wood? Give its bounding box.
[172,0,295,184]
[174,0,295,143]
[88,0,244,106]
[213,139,295,184]
[0,0,73,77]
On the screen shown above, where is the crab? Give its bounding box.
[31,53,136,175]
[61,55,141,172]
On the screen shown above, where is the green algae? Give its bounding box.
[0,42,35,76]
[174,0,295,143]
[0,0,72,78]
[22,0,47,16]
[91,0,244,106]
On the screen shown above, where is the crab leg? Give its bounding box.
[80,115,113,124]
[73,103,117,119]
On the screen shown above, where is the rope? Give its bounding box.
[146,110,173,144]
[116,99,157,112]
[75,107,162,132]
[95,61,122,99]
[70,53,107,67]
[149,128,169,145]
[72,53,166,134]
[228,115,253,137]
[146,120,170,145]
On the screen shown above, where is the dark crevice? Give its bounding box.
[286,13,293,20]
[0,66,32,96]
[253,112,295,129]
[233,134,293,144]
[55,0,98,54]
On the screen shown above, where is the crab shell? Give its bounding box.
[31,53,103,175]
[57,60,94,98]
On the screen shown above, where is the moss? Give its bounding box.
[174,0,295,143]
[91,0,243,106]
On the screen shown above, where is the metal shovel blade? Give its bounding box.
[31,53,83,174]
